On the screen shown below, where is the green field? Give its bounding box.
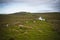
[0,12,60,40]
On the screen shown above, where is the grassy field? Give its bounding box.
[0,12,60,40]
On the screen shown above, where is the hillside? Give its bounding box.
[0,12,60,40]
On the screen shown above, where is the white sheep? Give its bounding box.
[6,24,9,27]
[19,25,24,27]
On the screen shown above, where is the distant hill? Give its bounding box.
[0,12,60,23]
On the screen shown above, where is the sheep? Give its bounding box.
[18,25,24,27]
[6,24,9,27]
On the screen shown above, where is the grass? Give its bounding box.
[0,12,60,40]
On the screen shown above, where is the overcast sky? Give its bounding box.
[0,0,60,14]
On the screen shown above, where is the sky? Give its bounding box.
[0,0,60,14]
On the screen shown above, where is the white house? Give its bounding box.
[39,17,45,21]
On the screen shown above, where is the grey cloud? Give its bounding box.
[54,1,60,11]
[0,0,60,8]
[0,0,60,6]
[0,0,12,3]
[0,0,60,13]
[0,0,59,3]
[0,0,26,3]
